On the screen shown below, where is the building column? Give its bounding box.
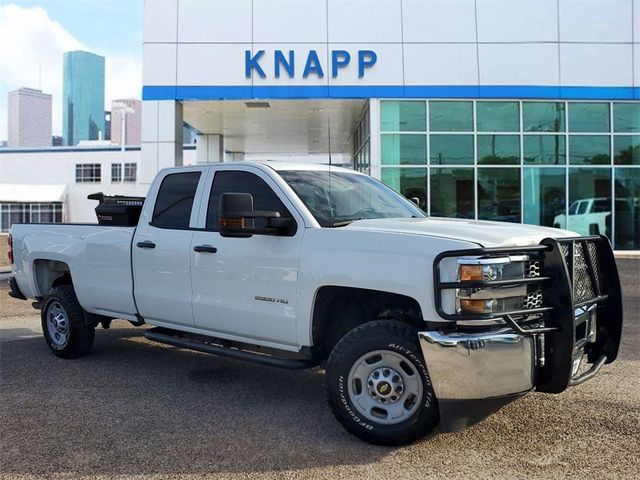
[141,100,183,185]
[196,134,224,164]
[368,99,381,180]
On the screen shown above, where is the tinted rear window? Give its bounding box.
[152,172,201,229]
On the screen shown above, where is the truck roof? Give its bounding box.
[180,161,360,175]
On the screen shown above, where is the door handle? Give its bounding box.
[193,244,217,253]
[136,241,156,249]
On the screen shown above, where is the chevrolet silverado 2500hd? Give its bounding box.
[7,162,623,445]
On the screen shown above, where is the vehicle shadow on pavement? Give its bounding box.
[0,326,392,477]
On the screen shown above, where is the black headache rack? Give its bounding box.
[88,192,145,227]
[433,235,623,394]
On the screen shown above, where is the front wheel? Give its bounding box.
[325,320,438,445]
[41,285,95,359]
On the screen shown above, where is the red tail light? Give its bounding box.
[7,233,13,265]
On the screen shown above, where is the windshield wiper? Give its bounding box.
[332,220,357,227]
[332,214,417,227]
[332,217,370,227]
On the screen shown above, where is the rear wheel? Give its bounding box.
[325,320,438,445]
[41,285,95,358]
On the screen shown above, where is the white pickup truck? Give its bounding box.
[8,162,623,445]
[553,197,635,239]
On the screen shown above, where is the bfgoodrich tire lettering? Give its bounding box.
[41,285,95,359]
[325,320,439,446]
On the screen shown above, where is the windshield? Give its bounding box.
[278,170,426,227]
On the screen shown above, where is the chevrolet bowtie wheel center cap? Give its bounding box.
[367,367,404,404]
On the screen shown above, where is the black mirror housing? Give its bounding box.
[219,192,294,237]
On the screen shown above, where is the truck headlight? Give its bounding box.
[456,256,528,315]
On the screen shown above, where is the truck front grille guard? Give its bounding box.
[433,235,623,393]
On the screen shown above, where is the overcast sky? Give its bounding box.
[0,1,143,139]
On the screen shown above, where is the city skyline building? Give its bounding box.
[110,98,141,145]
[7,87,52,148]
[62,50,105,145]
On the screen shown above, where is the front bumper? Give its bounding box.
[419,328,534,401]
[419,308,606,432]
[419,305,604,402]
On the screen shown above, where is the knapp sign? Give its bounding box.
[245,49,377,79]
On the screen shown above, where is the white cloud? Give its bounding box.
[0,4,141,139]
[106,54,143,113]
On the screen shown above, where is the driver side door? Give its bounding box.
[190,169,303,348]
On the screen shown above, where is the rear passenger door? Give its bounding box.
[133,168,206,327]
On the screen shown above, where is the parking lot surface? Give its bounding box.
[1,260,638,480]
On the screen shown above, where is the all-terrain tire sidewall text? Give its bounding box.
[325,320,439,446]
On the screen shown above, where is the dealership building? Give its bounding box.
[1,1,638,250]
[140,0,639,249]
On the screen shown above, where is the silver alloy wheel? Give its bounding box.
[46,301,69,348]
[347,350,424,425]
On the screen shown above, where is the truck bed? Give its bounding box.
[10,223,138,321]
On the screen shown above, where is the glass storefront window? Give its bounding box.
[523,102,565,132]
[523,168,566,228]
[477,135,520,165]
[613,103,640,133]
[614,168,640,249]
[614,135,640,165]
[567,168,612,237]
[429,101,473,132]
[569,135,610,165]
[381,134,426,165]
[568,103,610,132]
[477,168,521,222]
[430,134,473,165]
[430,168,474,219]
[476,102,519,132]
[381,101,426,132]
[523,135,566,165]
[375,99,639,249]
[381,168,428,210]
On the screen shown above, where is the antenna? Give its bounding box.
[327,115,334,226]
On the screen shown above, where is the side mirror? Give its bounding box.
[219,192,293,237]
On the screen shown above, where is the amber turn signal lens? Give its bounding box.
[459,264,483,281]
[219,217,244,228]
[460,299,491,314]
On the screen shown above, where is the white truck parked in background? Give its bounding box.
[8,162,623,445]
[553,197,636,240]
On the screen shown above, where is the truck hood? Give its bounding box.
[344,217,577,247]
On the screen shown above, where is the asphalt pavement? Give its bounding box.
[0,260,638,479]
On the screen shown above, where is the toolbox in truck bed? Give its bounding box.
[88,192,145,227]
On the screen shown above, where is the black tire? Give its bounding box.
[325,320,438,446]
[41,285,95,359]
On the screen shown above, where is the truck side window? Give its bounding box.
[206,171,291,231]
[152,172,201,229]
[568,202,579,215]
[577,201,589,215]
